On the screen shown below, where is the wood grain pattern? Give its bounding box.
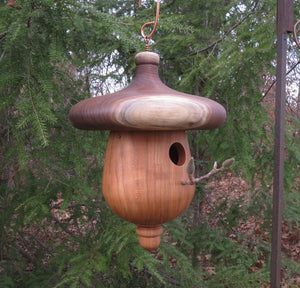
[69,52,226,131]
[136,226,163,252]
[70,51,227,251]
[102,130,195,250]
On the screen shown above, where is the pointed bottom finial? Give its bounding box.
[136,225,163,252]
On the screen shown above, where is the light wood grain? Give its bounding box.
[102,130,195,250]
[136,226,163,252]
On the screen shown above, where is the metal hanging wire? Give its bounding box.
[139,0,160,51]
[293,20,300,48]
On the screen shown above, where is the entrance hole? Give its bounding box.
[169,142,186,166]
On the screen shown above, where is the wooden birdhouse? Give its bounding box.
[69,51,226,251]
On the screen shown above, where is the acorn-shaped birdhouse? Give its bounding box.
[69,51,226,251]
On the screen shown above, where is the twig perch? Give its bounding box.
[181,158,235,185]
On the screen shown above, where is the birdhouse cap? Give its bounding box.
[69,52,226,131]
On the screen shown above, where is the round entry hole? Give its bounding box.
[169,143,186,166]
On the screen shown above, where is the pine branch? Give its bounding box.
[16,234,38,265]
[203,197,270,253]
[50,213,83,243]
[188,2,259,56]
[16,243,36,264]
[141,266,182,286]
[114,6,126,17]
[24,231,54,256]
[0,31,7,42]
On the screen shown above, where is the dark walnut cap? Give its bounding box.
[69,52,226,131]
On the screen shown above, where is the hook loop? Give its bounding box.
[139,0,160,51]
[293,20,300,48]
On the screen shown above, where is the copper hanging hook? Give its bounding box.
[293,20,300,48]
[139,0,160,51]
[6,0,21,9]
[6,0,16,7]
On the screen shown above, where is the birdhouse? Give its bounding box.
[69,51,226,251]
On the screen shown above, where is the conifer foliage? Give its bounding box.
[0,0,299,287]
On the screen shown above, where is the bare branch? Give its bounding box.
[263,60,300,99]
[182,158,234,185]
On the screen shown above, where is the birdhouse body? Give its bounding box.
[69,52,226,251]
[103,130,194,225]
[103,130,194,251]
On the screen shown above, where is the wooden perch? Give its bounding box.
[181,158,235,185]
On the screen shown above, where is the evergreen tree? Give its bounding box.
[1,0,299,287]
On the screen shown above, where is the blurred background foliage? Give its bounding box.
[0,0,299,287]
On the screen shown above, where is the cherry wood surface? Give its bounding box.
[102,130,195,250]
[69,52,226,131]
[136,225,164,252]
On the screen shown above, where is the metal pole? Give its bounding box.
[271,1,293,287]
